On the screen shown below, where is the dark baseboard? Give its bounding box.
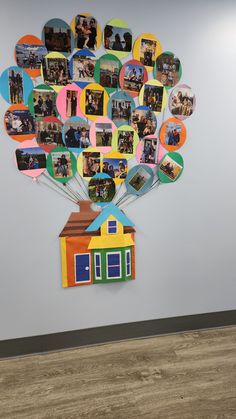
[0,309,235,358]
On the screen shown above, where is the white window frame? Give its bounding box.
[107,220,117,234]
[125,249,131,277]
[94,252,102,280]
[74,253,91,284]
[106,251,122,279]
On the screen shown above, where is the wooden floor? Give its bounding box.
[0,326,236,418]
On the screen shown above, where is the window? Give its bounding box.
[126,249,131,276]
[94,253,101,279]
[107,220,117,234]
[107,252,121,278]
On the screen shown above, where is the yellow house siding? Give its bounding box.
[100,215,124,236]
[88,234,134,249]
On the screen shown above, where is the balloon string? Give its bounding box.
[66,183,83,201]
[118,180,161,209]
[42,173,78,201]
[115,191,129,206]
[70,177,87,200]
[75,174,89,199]
[37,178,78,204]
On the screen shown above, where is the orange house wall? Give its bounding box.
[65,235,93,287]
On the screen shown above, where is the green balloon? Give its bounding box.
[46,146,77,183]
[94,53,122,94]
[158,152,184,183]
[28,84,58,120]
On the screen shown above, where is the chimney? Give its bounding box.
[79,200,94,214]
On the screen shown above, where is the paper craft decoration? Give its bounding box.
[154,51,182,89]
[107,90,135,128]
[102,151,128,185]
[103,19,132,59]
[133,33,162,72]
[125,164,154,196]
[136,136,160,168]
[41,52,70,92]
[60,201,135,286]
[56,83,83,119]
[139,79,168,115]
[77,147,103,181]
[42,18,74,56]
[0,66,33,105]
[4,104,36,142]
[88,173,116,206]
[14,35,48,78]
[69,49,96,88]
[119,59,148,97]
[79,83,109,121]
[112,125,139,159]
[28,83,58,119]
[70,14,102,51]
[131,106,157,139]
[158,152,184,183]
[168,84,196,120]
[94,53,121,94]
[36,116,63,152]
[15,140,46,178]
[89,116,116,154]
[160,117,187,151]
[46,146,77,183]
[62,116,90,154]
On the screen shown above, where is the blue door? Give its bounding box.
[75,254,90,283]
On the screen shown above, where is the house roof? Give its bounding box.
[86,203,135,232]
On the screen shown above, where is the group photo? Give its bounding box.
[52,151,72,179]
[95,123,112,147]
[85,89,104,116]
[104,25,132,52]
[170,88,194,117]
[42,57,69,86]
[102,158,127,179]
[143,84,164,112]
[33,89,57,118]
[117,130,134,154]
[64,120,90,149]
[100,58,119,89]
[5,109,35,136]
[155,53,181,88]
[16,44,47,70]
[36,120,63,147]
[164,122,182,146]
[88,178,115,203]
[15,147,46,171]
[111,99,132,125]
[8,69,24,104]
[44,25,71,54]
[129,167,151,192]
[82,152,101,177]
[140,39,157,67]
[140,137,158,164]
[66,90,78,117]
[123,64,144,93]
[72,56,95,83]
[131,109,156,139]
[160,154,183,181]
[75,15,98,50]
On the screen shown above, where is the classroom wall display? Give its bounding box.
[0,12,196,287]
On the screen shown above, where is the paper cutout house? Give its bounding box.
[59,201,135,287]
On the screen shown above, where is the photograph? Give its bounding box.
[33,89,57,117]
[160,155,183,180]
[36,120,63,147]
[143,84,164,112]
[123,64,144,92]
[15,147,46,171]
[117,130,134,154]
[102,158,127,179]
[44,25,71,54]
[75,15,98,50]
[129,167,151,191]
[170,88,194,117]
[131,109,156,139]
[104,25,132,52]
[66,90,78,117]
[140,137,159,164]
[164,122,182,146]
[140,39,157,67]
[5,109,35,136]
[8,69,24,104]
[16,44,47,69]
[83,152,101,177]
[100,58,119,88]
[51,151,72,178]
[64,120,90,148]
[156,53,181,88]
[42,57,69,86]
[72,55,95,83]
[111,98,132,125]
[85,89,104,116]
[88,178,115,203]
[95,123,112,147]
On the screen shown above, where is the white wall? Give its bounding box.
[0,0,236,340]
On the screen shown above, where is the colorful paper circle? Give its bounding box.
[14,35,48,78]
[112,125,139,160]
[77,147,103,181]
[103,19,132,59]
[160,117,187,151]
[36,116,63,152]
[0,66,33,105]
[89,116,116,154]
[136,136,160,168]
[119,59,148,97]
[56,83,83,119]
[69,49,96,88]
[133,33,162,71]
[102,151,128,185]
[15,140,46,178]
[168,84,196,120]
[79,83,109,121]
[42,18,74,56]
[28,84,58,119]
[158,152,184,183]
[46,146,77,183]
[107,90,135,127]
[4,104,36,142]
[125,164,154,195]
[62,117,90,154]
[88,173,116,206]
[131,106,157,139]
[70,13,102,51]
[154,51,182,89]
[139,79,168,116]
[94,53,121,94]
[41,52,70,92]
